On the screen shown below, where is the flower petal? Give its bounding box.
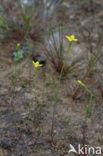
[32,61,43,68]
[65,35,78,42]
[71,35,75,39]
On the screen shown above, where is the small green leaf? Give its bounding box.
[0,24,6,29]
[13,50,23,61]
[89,67,96,72]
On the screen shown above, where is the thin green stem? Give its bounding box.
[42,82,46,105]
[28,50,31,85]
[55,41,72,98]
[34,68,38,102]
[14,110,16,129]
[14,61,17,92]
[28,102,32,120]
[33,67,39,144]
[50,41,72,144]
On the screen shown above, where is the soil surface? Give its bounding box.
[0,0,103,156]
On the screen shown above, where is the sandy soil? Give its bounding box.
[0,0,103,156]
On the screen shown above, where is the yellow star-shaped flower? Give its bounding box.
[32,61,42,68]
[65,35,78,42]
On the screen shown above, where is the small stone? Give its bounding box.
[24,92,30,99]
[53,130,56,133]
[16,87,21,91]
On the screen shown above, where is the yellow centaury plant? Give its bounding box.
[49,34,78,144]
[32,61,43,68]
[32,60,42,99]
[65,35,78,42]
[32,60,43,144]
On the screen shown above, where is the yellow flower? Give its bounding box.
[65,35,78,42]
[32,61,42,68]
